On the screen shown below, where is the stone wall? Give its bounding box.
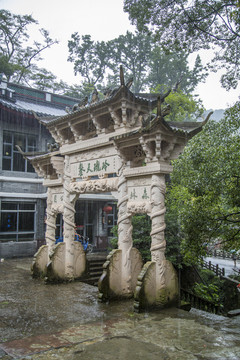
[0,241,37,258]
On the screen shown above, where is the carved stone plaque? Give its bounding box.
[127,176,151,201]
[71,155,120,179]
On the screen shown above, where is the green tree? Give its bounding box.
[124,0,240,90]
[67,31,207,95]
[107,31,152,92]
[63,82,96,99]
[110,214,151,262]
[0,10,58,85]
[168,102,240,263]
[152,86,205,122]
[148,50,207,94]
[68,33,110,91]
[163,90,204,122]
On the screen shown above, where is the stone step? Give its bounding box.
[227,309,240,317]
[89,268,103,274]
[85,256,106,286]
[88,264,105,271]
[89,261,105,267]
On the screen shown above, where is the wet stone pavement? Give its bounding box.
[0,258,240,360]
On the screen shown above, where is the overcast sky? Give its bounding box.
[1,0,239,110]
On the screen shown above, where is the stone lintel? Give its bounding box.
[43,178,63,187]
[59,127,140,156]
[123,163,173,178]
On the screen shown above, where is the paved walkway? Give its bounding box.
[0,258,240,359]
[205,256,240,276]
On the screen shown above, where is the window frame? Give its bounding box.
[2,131,37,172]
[0,200,36,242]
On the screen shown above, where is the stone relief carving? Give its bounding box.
[161,140,176,160]
[90,114,101,133]
[134,145,145,158]
[117,167,135,294]
[32,163,45,178]
[127,177,151,187]
[121,101,127,126]
[72,147,117,163]
[139,136,155,162]
[51,204,64,214]
[70,177,118,194]
[45,188,57,252]
[108,106,121,128]
[127,201,152,215]
[155,133,162,159]
[63,156,76,247]
[150,174,167,288]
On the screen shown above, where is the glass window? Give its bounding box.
[19,203,35,210]
[3,144,12,157]
[0,213,17,232]
[28,136,36,149]
[18,233,35,241]
[3,133,12,143]
[1,202,17,210]
[13,152,25,172]
[2,158,11,170]
[27,162,35,173]
[0,201,35,242]
[19,212,34,231]
[0,234,17,242]
[2,131,37,172]
[14,134,26,151]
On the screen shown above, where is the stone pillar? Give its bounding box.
[45,188,56,255]
[117,173,133,296]
[134,173,178,311]
[150,174,167,292]
[63,155,76,279]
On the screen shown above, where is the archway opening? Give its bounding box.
[132,213,151,263]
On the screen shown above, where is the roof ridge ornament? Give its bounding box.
[120,65,125,86]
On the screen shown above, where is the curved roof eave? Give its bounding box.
[42,85,158,128]
[111,112,212,143]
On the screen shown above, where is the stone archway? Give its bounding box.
[29,71,210,309]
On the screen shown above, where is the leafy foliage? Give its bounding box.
[67,31,207,95]
[68,34,110,88]
[110,211,182,266]
[148,51,207,94]
[124,0,240,90]
[0,10,58,85]
[152,87,205,122]
[193,282,221,305]
[107,31,152,92]
[168,101,240,263]
[110,214,151,262]
[131,214,151,262]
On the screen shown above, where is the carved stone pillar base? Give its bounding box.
[32,242,86,282]
[98,248,143,302]
[134,260,178,312]
[31,245,49,278]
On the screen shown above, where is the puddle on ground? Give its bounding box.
[0,258,240,360]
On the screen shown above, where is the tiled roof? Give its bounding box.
[0,97,67,116]
[41,85,158,126]
[111,113,212,142]
[0,79,80,117]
